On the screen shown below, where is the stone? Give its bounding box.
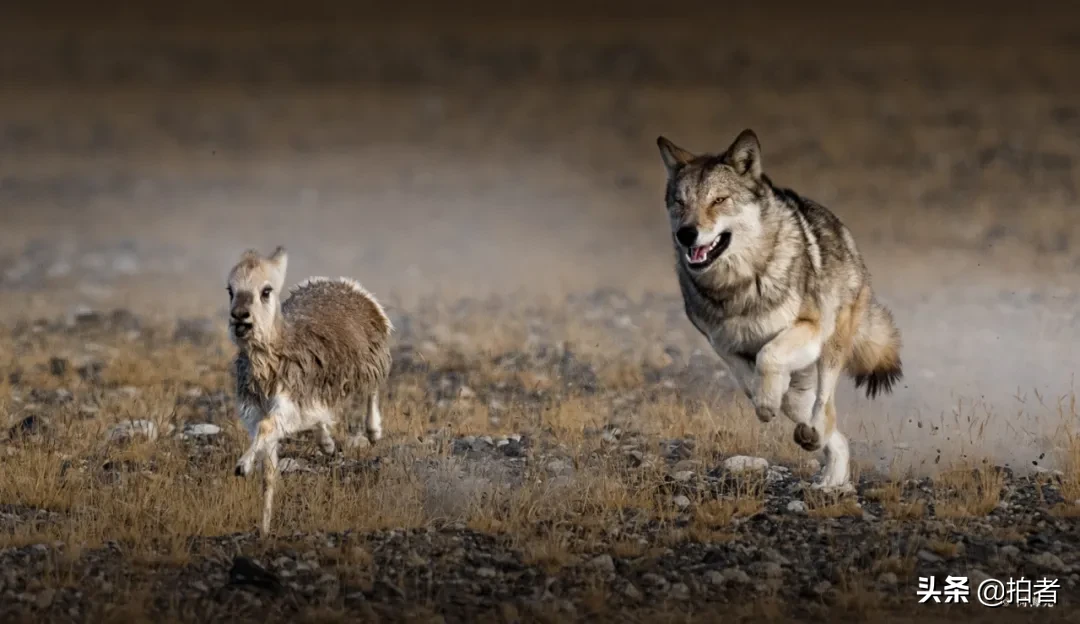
[723,455,769,473]
[107,420,158,442]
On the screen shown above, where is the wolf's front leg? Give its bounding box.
[753,320,823,423]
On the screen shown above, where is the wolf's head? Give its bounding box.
[226,246,288,347]
[655,129,767,274]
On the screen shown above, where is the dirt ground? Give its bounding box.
[0,3,1078,622]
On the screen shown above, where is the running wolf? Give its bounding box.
[655,129,902,489]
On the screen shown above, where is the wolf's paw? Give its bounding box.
[755,404,777,423]
[793,423,822,451]
[810,479,855,495]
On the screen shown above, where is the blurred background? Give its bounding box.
[1,1,1077,472]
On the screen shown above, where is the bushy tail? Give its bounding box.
[847,299,903,399]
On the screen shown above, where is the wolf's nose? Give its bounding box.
[675,226,698,247]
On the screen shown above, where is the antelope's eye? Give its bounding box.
[226,286,234,299]
[261,286,273,301]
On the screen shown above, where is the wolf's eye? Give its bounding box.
[713,196,729,206]
[261,286,273,301]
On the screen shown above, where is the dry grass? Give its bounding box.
[932,463,1005,519]
[0,309,799,581]
[864,482,927,520]
[805,490,864,518]
[0,304,1075,622]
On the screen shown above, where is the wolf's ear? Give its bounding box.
[657,136,695,175]
[268,246,288,287]
[725,129,762,179]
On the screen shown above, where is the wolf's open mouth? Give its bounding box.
[685,231,732,269]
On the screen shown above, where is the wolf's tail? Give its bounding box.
[846,299,903,399]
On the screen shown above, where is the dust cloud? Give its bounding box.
[1,2,1078,475]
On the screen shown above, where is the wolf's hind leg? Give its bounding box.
[793,356,852,490]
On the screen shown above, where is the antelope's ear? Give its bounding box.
[657,136,695,176]
[724,129,762,180]
[268,246,288,288]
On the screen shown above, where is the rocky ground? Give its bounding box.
[0,299,1077,623]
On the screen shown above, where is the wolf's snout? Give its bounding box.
[675,226,698,247]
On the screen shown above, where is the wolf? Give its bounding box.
[655,129,903,490]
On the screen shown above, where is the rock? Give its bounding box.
[108,309,141,332]
[622,583,642,600]
[672,495,692,510]
[182,423,221,438]
[969,569,993,587]
[754,562,784,579]
[999,545,1021,558]
[546,459,572,476]
[68,306,102,329]
[278,458,309,474]
[589,554,615,574]
[672,470,695,483]
[786,500,808,514]
[107,420,158,442]
[641,573,668,590]
[458,386,476,400]
[722,568,751,584]
[706,570,725,586]
[766,465,791,483]
[36,588,55,609]
[917,550,943,564]
[723,455,769,474]
[1030,552,1067,572]
[878,572,898,586]
[9,415,47,438]
[812,580,832,596]
[475,567,497,578]
[669,582,690,600]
